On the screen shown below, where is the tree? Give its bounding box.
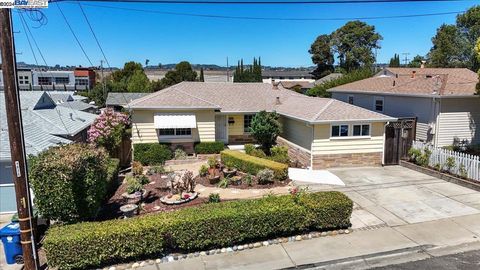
[475,37,480,93]
[389,54,401,67]
[127,69,151,92]
[199,67,205,82]
[331,20,382,72]
[249,111,281,153]
[233,57,262,82]
[408,55,426,68]
[428,24,470,68]
[86,83,107,107]
[159,61,197,89]
[309,34,334,79]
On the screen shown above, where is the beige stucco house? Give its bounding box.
[128,82,395,169]
[330,68,480,148]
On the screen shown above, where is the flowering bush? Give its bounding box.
[88,108,130,154]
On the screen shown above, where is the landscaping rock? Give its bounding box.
[108,267,116,270]
[339,229,345,234]
[200,251,207,256]
[227,247,234,252]
[345,229,350,234]
[194,252,200,257]
[221,248,226,253]
[254,242,261,248]
[238,245,244,251]
[248,244,254,249]
[233,246,238,251]
[321,232,328,237]
[262,241,269,246]
[295,235,302,241]
[155,259,161,264]
[131,263,140,268]
[139,261,146,267]
[330,231,338,236]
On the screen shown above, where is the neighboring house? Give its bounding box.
[74,67,97,91]
[278,81,314,93]
[1,69,97,91]
[313,73,343,86]
[106,92,150,111]
[262,70,315,84]
[329,67,479,147]
[0,91,97,214]
[0,68,33,90]
[49,91,98,113]
[128,82,395,169]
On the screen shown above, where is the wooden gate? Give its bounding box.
[384,118,416,165]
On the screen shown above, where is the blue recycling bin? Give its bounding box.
[0,222,23,265]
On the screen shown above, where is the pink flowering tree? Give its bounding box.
[88,108,130,154]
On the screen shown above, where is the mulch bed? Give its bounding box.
[97,173,207,221]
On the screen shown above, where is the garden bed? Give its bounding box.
[400,160,480,192]
[97,173,207,220]
[195,173,290,189]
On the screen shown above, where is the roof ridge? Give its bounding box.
[312,99,334,121]
[175,88,221,108]
[129,83,181,106]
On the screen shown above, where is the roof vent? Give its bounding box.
[411,71,416,79]
[421,61,426,69]
[275,96,281,105]
[272,82,279,90]
[393,80,396,87]
[395,74,398,78]
[69,112,73,120]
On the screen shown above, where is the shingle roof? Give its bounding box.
[0,91,97,161]
[129,82,395,123]
[330,68,478,96]
[314,73,343,85]
[58,100,97,111]
[279,81,314,89]
[262,70,314,78]
[106,92,150,107]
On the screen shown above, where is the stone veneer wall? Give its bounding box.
[228,134,255,144]
[312,152,382,169]
[276,137,311,168]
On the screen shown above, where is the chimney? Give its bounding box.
[421,61,426,69]
[411,70,416,79]
[272,82,279,90]
[275,96,281,105]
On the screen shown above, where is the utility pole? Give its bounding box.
[226,57,229,82]
[0,9,39,270]
[100,59,106,99]
[401,52,410,67]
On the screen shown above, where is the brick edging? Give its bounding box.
[400,160,480,192]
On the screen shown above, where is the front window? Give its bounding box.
[38,77,52,85]
[374,97,384,112]
[353,124,370,136]
[158,128,192,137]
[331,124,349,137]
[244,114,254,133]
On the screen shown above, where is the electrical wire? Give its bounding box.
[57,0,470,5]
[77,2,111,67]
[74,2,465,21]
[55,2,94,66]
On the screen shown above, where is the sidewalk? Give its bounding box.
[131,213,480,270]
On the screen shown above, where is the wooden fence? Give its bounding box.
[411,141,480,182]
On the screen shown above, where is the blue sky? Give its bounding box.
[12,0,477,68]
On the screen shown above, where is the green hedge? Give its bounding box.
[44,192,352,270]
[29,144,110,223]
[133,143,173,165]
[194,142,225,154]
[221,150,288,180]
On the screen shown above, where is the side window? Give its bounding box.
[374,97,384,112]
[353,124,370,136]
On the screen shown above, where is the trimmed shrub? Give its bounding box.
[106,158,120,197]
[244,144,256,155]
[257,169,274,184]
[29,144,110,223]
[44,192,352,270]
[221,150,288,180]
[195,142,225,154]
[133,143,173,165]
[269,146,290,164]
[132,161,143,175]
[174,148,187,160]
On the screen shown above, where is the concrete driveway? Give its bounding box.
[301,166,480,229]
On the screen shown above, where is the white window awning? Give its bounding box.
[154,113,197,129]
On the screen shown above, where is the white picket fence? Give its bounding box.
[411,141,480,182]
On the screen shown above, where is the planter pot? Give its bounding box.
[209,175,221,185]
[223,168,237,178]
[120,204,138,218]
[122,189,147,200]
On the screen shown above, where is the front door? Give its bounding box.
[215,115,228,143]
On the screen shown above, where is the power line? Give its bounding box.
[55,2,94,66]
[59,0,469,4]
[77,2,111,68]
[75,2,465,21]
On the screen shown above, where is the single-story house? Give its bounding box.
[262,70,315,84]
[0,91,97,214]
[313,73,343,86]
[106,92,150,111]
[128,82,396,169]
[329,67,480,147]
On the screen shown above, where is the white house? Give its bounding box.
[329,67,479,147]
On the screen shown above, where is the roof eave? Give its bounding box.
[311,117,397,124]
[328,89,478,98]
[129,106,220,110]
